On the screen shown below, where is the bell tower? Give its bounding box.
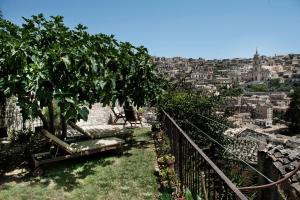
[252,49,262,81]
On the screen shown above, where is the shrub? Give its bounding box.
[158,91,229,151]
[8,129,34,143]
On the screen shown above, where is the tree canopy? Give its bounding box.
[245,79,294,93]
[0,14,164,136]
[286,87,300,134]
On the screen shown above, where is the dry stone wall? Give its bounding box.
[0,97,42,133]
[258,146,300,200]
[76,103,114,126]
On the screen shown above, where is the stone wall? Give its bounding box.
[224,127,300,199]
[0,98,115,131]
[76,104,157,126]
[76,103,114,126]
[0,97,43,133]
[258,146,300,200]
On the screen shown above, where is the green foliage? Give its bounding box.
[245,83,268,92]
[0,14,164,134]
[159,192,172,200]
[157,154,175,165]
[245,79,294,93]
[267,78,294,92]
[185,188,194,200]
[0,128,160,200]
[159,91,228,150]
[220,86,243,97]
[185,188,203,200]
[8,129,34,143]
[159,167,177,188]
[154,131,171,157]
[160,91,219,119]
[286,87,300,134]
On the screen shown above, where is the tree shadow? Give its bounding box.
[0,151,116,192]
[124,137,153,152]
[119,129,153,156]
[0,165,32,186]
[0,128,154,192]
[32,152,116,191]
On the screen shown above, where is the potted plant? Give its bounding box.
[165,155,175,166]
[157,156,165,164]
[158,154,175,168]
[159,167,177,189]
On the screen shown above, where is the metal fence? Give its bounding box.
[161,110,248,200]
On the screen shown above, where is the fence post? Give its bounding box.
[178,133,184,191]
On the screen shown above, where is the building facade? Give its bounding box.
[249,50,270,82]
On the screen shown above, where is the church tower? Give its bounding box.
[252,49,262,81]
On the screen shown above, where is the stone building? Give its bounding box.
[247,50,271,82]
[255,103,273,120]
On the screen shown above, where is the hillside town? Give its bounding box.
[154,51,300,90]
[154,51,300,132]
[2,1,300,199]
[154,52,300,197]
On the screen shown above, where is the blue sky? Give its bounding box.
[1,0,300,59]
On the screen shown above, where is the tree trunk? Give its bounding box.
[37,110,49,131]
[0,94,6,128]
[48,100,54,134]
[60,103,67,139]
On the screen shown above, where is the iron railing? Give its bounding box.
[161,110,248,200]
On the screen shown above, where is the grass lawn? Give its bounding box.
[0,128,159,200]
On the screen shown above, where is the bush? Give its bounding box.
[8,129,34,143]
[245,79,294,92]
[245,83,268,92]
[154,131,171,157]
[158,91,229,151]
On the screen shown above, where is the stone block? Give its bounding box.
[282,157,291,165]
[291,182,300,193]
[288,151,300,161]
[274,152,283,158]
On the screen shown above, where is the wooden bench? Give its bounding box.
[32,129,124,176]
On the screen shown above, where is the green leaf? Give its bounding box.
[61,56,70,66]
[65,97,75,104]
[90,57,97,72]
[196,195,203,200]
[65,107,77,121]
[99,81,105,89]
[185,188,193,200]
[4,88,10,95]
[78,107,89,121]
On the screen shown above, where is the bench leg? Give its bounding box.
[118,146,123,156]
[33,167,44,177]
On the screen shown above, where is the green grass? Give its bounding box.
[0,128,159,200]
